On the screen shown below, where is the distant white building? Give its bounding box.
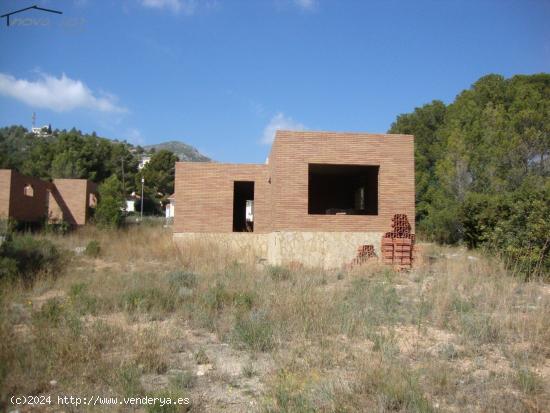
[138,156,151,170]
[31,125,52,137]
[124,192,139,213]
[126,199,136,213]
[165,194,175,221]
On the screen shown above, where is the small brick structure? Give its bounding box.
[350,244,377,266]
[0,169,97,226]
[173,130,415,268]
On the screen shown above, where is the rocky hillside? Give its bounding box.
[144,141,210,162]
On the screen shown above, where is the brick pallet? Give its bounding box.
[382,214,415,269]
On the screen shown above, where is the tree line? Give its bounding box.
[0,126,179,223]
[389,73,549,278]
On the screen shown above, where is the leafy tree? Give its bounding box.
[95,175,124,228]
[136,150,179,213]
[390,73,550,278]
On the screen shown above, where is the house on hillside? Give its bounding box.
[0,169,97,226]
[172,130,415,268]
[138,156,151,170]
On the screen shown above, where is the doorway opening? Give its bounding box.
[233,181,254,232]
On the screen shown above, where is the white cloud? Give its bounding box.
[261,112,305,144]
[294,0,316,11]
[0,72,127,113]
[140,0,197,15]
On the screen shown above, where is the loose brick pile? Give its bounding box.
[382,214,415,269]
[351,244,377,266]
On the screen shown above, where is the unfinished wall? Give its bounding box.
[4,170,51,222]
[268,131,415,233]
[173,163,271,233]
[51,179,91,225]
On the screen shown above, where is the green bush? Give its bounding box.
[44,220,71,235]
[95,175,124,229]
[461,180,550,279]
[267,265,292,282]
[68,283,99,315]
[233,310,274,352]
[84,240,101,258]
[0,235,62,284]
[202,282,232,312]
[120,287,177,316]
[167,270,197,289]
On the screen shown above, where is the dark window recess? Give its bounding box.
[308,164,379,215]
[233,181,254,232]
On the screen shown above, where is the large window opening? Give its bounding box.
[308,164,379,215]
[233,181,254,232]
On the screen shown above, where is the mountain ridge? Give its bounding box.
[144,140,211,162]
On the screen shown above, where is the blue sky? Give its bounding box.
[0,0,548,163]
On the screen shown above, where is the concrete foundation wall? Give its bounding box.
[173,231,383,269]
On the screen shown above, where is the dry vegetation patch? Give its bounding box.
[0,227,548,412]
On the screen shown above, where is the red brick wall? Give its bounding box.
[52,179,90,225]
[268,131,415,232]
[0,170,11,220]
[2,170,51,222]
[173,163,270,233]
[174,131,414,234]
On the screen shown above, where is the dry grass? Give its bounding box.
[1,225,549,412]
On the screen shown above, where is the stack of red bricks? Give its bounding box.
[381,214,415,269]
[352,244,376,266]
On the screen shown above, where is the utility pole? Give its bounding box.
[140,176,145,221]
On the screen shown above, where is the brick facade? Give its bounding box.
[0,169,97,225]
[174,130,414,234]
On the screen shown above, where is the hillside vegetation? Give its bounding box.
[0,127,209,214]
[389,74,549,278]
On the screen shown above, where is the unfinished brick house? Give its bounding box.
[0,169,97,226]
[173,130,415,268]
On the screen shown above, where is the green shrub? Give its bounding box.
[264,370,316,413]
[68,283,99,315]
[117,363,143,397]
[167,270,197,289]
[120,287,177,316]
[85,240,101,258]
[515,366,543,395]
[233,291,255,312]
[0,235,62,284]
[267,265,292,282]
[44,220,71,235]
[233,310,274,352]
[32,298,65,326]
[169,370,195,389]
[95,176,124,229]
[202,282,232,312]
